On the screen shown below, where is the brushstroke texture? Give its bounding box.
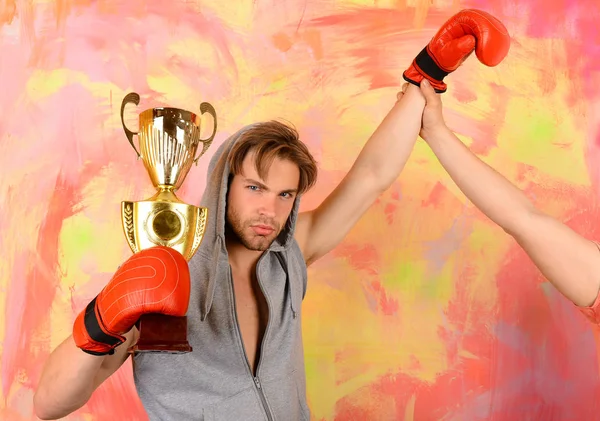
[1,0,599,420]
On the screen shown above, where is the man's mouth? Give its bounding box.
[251,224,275,236]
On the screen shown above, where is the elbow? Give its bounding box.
[33,389,77,420]
[35,411,65,421]
[361,168,393,195]
[35,411,59,421]
[501,205,541,238]
[351,161,398,194]
[33,393,56,420]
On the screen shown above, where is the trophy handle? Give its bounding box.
[194,102,218,164]
[120,92,142,158]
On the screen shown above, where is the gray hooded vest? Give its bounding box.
[132,124,310,421]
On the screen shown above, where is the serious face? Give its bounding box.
[226,152,300,251]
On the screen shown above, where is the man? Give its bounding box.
[415,78,600,324]
[33,9,509,421]
[33,94,426,421]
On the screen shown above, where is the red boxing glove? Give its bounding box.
[73,246,190,355]
[403,9,510,93]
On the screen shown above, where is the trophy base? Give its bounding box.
[128,314,193,354]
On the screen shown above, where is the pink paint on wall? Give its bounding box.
[1,1,600,420]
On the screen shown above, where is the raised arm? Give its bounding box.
[295,84,425,266]
[417,79,600,317]
[295,8,511,267]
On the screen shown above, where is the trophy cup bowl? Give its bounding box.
[120,92,217,354]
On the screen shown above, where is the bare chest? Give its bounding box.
[232,274,269,373]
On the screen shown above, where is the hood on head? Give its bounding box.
[192,123,302,318]
[199,123,301,250]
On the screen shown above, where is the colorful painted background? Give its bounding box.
[2,0,600,420]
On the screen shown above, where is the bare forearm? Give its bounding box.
[424,127,600,307]
[510,213,600,306]
[424,127,536,233]
[34,335,106,419]
[351,84,426,187]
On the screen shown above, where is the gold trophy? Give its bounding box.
[119,92,217,354]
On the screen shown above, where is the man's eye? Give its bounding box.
[247,185,259,191]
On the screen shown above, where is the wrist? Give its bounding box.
[72,297,125,356]
[421,124,451,143]
[400,84,427,106]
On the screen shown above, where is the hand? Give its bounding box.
[419,79,448,140]
[403,9,510,93]
[72,246,190,355]
[395,82,409,102]
[394,81,444,139]
[395,82,423,102]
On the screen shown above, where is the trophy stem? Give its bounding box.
[128,314,193,354]
[148,186,184,203]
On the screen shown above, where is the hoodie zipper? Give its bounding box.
[254,254,274,420]
[228,261,274,421]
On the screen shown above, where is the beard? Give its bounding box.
[226,206,282,251]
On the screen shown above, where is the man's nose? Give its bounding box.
[258,196,277,218]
